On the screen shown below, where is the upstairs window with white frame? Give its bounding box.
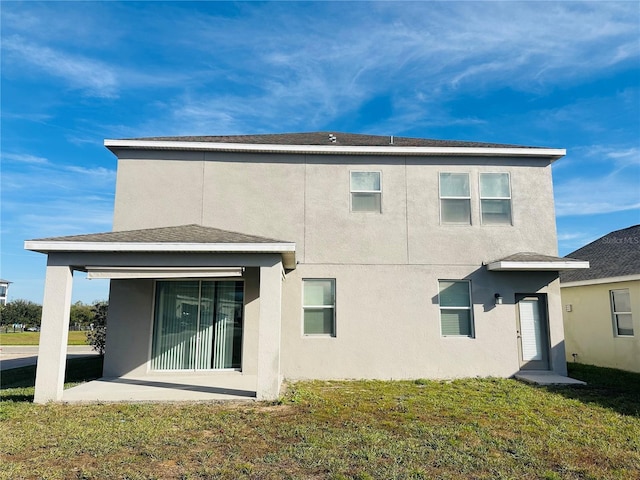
[351,171,381,212]
[611,288,633,336]
[480,173,512,225]
[439,173,471,224]
[438,280,474,337]
[303,279,336,336]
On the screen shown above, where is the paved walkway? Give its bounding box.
[514,371,586,386]
[0,345,98,371]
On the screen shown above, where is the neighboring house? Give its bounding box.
[25,132,589,403]
[0,279,10,306]
[560,225,640,373]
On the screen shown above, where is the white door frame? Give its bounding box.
[515,293,551,370]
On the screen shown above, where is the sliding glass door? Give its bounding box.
[151,280,244,371]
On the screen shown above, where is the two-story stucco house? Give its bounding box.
[26,132,589,403]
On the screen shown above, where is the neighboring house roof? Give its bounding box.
[0,279,10,284]
[486,252,589,271]
[105,132,566,160]
[24,224,296,269]
[560,225,640,284]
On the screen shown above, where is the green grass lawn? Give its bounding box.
[1,362,638,479]
[0,330,88,345]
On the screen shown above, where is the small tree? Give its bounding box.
[70,301,93,328]
[86,300,108,355]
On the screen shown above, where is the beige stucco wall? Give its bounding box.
[562,279,640,373]
[104,148,567,380]
[281,266,565,379]
[103,265,565,381]
[111,150,559,264]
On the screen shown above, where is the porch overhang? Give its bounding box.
[486,252,589,272]
[24,224,290,404]
[24,224,297,270]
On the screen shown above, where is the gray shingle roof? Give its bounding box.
[560,225,640,283]
[492,252,584,263]
[126,131,542,149]
[29,224,291,245]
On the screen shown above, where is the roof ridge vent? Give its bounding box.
[328,133,337,143]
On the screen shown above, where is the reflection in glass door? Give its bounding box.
[151,280,243,370]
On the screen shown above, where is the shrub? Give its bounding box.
[86,300,108,355]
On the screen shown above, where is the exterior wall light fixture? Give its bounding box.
[494,293,503,305]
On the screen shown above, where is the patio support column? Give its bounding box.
[34,259,73,404]
[256,259,283,401]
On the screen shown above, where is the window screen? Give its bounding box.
[351,171,381,212]
[439,280,473,337]
[303,279,336,335]
[480,173,512,225]
[440,173,471,224]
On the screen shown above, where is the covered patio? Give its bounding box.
[25,224,296,404]
[62,373,258,403]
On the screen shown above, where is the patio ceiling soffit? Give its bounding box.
[84,266,244,279]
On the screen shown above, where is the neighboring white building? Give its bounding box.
[561,225,640,373]
[25,132,588,403]
[0,279,10,306]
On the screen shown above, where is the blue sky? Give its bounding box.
[1,1,639,304]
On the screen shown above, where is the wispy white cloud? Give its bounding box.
[2,153,49,165]
[556,229,602,256]
[152,2,639,134]
[0,112,54,123]
[19,199,114,239]
[1,157,116,240]
[556,143,640,173]
[3,36,119,98]
[2,2,638,131]
[558,232,589,242]
[554,170,640,217]
[65,166,116,179]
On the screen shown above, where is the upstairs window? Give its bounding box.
[439,173,471,224]
[351,171,381,212]
[438,280,474,337]
[480,173,512,225]
[303,279,336,336]
[611,289,633,336]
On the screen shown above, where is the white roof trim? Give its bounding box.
[24,240,295,253]
[104,139,566,160]
[560,273,640,288]
[86,266,244,279]
[24,240,297,269]
[486,260,590,271]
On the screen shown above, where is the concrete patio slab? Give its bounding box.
[62,373,258,403]
[514,371,586,386]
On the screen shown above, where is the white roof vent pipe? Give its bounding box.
[390,135,394,145]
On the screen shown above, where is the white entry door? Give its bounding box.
[516,294,550,370]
